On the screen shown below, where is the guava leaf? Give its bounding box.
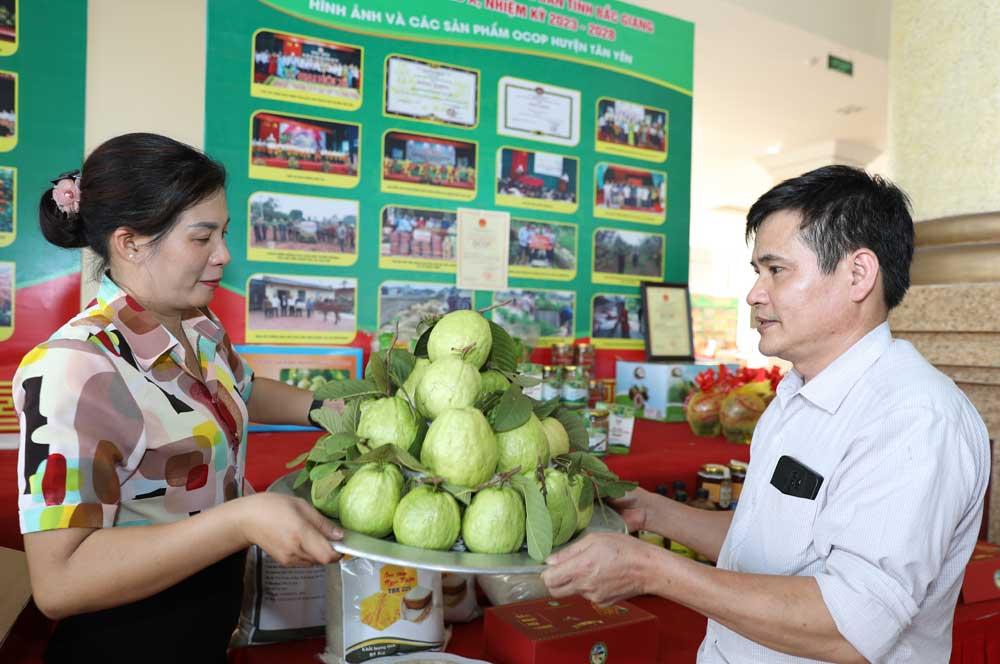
[312,378,383,401]
[390,445,430,474]
[554,408,589,452]
[352,444,396,466]
[408,418,428,460]
[554,491,578,545]
[597,479,638,499]
[441,482,473,506]
[365,353,390,394]
[310,398,363,436]
[513,373,541,388]
[311,468,346,503]
[474,391,503,414]
[413,319,439,358]
[573,452,611,475]
[490,384,533,433]
[285,450,310,469]
[511,474,553,562]
[578,476,595,510]
[532,397,562,420]
[387,349,416,389]
[324,431,360,456]
[307,435,337,463]
[486,321,518,373]
[292,469,310,490]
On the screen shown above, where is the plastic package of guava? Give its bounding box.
[476,572,550,606]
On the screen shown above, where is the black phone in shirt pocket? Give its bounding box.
[770,455,823,500]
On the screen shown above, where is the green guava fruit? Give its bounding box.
[309,463,343,518]
[496,413,550,475]
[544,468,577,547]
[461,486,526,554]
[568,474,594,533]
[416,357,482,420]
[540,417,571,457]
[420,407,498,487]
[400,357,429,403]
[428,310,493,369]
[392,485,462,551]
[337,462,404,538]
[356,396,419,449]
[478,369,510,399]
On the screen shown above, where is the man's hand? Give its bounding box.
[607,487,657,533]
[541,533,660,605]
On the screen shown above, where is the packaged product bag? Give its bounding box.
[324,556,445,663]
[441,573,480,624]
[231,544,328,646]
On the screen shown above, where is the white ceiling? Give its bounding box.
[625,0,891,213]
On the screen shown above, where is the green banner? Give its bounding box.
[257,0,693,93]
[0,0,88,432]
[205,0,692,349]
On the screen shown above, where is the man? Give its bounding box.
[542,165,990,663]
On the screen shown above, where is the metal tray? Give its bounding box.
[268,471,627,574]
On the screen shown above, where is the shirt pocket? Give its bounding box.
[737,482,820,576]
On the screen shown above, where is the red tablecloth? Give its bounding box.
[3,420,1000,663]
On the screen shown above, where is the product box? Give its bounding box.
[484,595,658,664]
[960,540,1000,604]
[614,361,737,422]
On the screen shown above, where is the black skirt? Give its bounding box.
[44,550,246,664]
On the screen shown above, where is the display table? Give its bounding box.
[3,419,1000,663]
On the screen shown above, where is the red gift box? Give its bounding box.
[484,595,659,664]
[961,540,1000,604]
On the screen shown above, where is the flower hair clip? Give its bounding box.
[51,169,82,216]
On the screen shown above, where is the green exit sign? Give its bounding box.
[828,55,853,76]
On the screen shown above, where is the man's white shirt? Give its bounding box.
[698,322,989,663]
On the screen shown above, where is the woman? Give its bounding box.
[15,133,342,663]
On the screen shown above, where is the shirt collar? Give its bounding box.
[95,274,225,372]
[780,321,893,414]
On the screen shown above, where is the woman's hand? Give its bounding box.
[236,493,343,566]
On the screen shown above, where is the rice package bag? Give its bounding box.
[324,556,445,663]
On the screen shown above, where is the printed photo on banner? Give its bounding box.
[596,97,668,163]
[0,166,15,247]
[491,288,575,345]
[379,205,456,274]
[381,130,476,201]
[497,76,580,147]
[250,29,362,111]
[594,162,666,225]
[249,110,360,188]
[508,217,577,281]
[0,70,16,152]
[0,0,16,56]
[591,292,645,350]
[0,261,13,340]
[495,147,578,214]
[378,281,473,345]
[384,54,478,129]
[592,227,665,286]
[247,192,358,267]
[691,293,740,360]
[233,345,362,431]
[245,273,357,344]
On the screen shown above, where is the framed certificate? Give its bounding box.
[641,282,694,361]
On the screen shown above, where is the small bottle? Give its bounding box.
[689,488,718,511]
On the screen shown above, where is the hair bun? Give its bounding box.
[38,186,88,249]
